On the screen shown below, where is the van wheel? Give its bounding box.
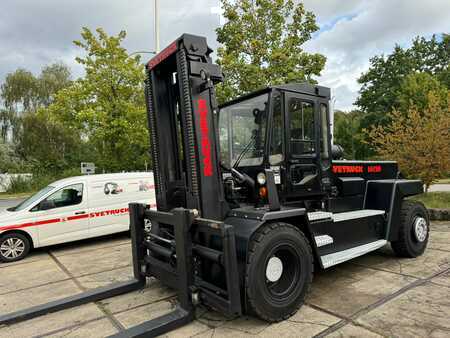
[245,222,313,322]
[0,233,31,263]
[391,201,429,258]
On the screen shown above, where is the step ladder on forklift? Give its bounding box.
[308,209,387,268]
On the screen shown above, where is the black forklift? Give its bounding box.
[0,34,429,337]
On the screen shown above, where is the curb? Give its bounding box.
[428,208,450,221]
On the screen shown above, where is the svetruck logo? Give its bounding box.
[197,99,213,177]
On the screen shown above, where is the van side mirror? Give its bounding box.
[39,200,55,211]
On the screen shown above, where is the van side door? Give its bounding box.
[31,183,89,246]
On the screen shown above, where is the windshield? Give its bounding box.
[219,93,268,167]
[9,186,55,212]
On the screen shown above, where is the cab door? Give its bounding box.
[284,93,322,198]
[31,183,89,246]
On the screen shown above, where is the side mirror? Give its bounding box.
[39,200,55,211]
[332,144,344,160]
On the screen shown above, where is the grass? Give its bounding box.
[436,178,450,184]
[0,192,32,200]
[410,192,450,209]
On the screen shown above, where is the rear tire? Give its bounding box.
[391,201,429,258]
[0,232,31,263]
[245,222,313,322]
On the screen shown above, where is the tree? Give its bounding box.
[367,91,450,191]
[397,72,448,113]
[48,28,148,172]
[333,110,373,160]
[15,110,84,174]
[216,0,326,103]
[356,34,449,115]
[0,63,72,142]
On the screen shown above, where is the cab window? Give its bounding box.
[269,92,284,165]
[34,184,83,211]
[289,98,315,155]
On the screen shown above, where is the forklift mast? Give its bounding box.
[145,34,229,220]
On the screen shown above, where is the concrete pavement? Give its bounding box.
[429,184,450,192]
[0,222,448,337]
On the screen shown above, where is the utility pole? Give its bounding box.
[154,0,160,53]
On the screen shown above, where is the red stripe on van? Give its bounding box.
[0,204,157,232]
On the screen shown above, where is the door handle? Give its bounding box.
[75,211,86,215]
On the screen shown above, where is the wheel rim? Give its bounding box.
[413,216,428,242]
[264,244,301,299]
[0,237,25,259]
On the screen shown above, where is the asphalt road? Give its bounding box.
[0,198,23,212]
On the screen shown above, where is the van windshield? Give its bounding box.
[8,186,55,212]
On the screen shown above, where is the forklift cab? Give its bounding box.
[218,84,332,206]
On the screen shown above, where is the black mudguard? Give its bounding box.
[364,179,423,241]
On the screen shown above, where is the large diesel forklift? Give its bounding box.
[0,34,429,337]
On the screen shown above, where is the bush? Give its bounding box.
[6,175,32,194]
[6,168,83,194]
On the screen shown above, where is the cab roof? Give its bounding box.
[220,82,331,108]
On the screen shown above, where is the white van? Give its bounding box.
[0,172,155,262]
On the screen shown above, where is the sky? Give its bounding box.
[0,0,449,111]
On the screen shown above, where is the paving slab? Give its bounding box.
[431,269,450,287]
[325,323,384,337]
[0,303,106,337]
[50,234,130,258]
[351,245,449,279]
[77,266,134,290]
[0,250,50,269]
[45,317,118,338]
[307,263,417,317]
[208,305,340,337]
[356,280,450,338]
[0,255,67,294]
[100,278,175,315]
[0,279,81,314]
[53,243,132,277]
[429,228,450,252]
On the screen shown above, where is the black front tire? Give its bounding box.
[245,222,313,322]
[391,201,429,258]
[0,232,31,263]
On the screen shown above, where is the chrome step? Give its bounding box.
[315,235,334,247]
[320,239,387,268]
[332,209,385,222]
[307,211,333,222]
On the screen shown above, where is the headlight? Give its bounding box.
[257,172,266,185]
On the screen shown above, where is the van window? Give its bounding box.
[36,184,83,210]
[10,186,55,212]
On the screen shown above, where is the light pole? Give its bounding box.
[154,0,160,53]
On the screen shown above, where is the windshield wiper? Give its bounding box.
[233,132,257,169]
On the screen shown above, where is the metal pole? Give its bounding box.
[154,0,160,53]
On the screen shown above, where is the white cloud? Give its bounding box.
[304,0,450,110]
[0,0,449,112]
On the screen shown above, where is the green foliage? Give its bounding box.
[410,192,450,210]
[356,34,449,114]
[397,72,448,112]
[48,28,149,172]
[368,91,450,190]
[333,110,374,160]
[0,63,72,143]
[15,110,85,175]
[5,168,82,194]
[0,139,22,173]
[216,0,326,103]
